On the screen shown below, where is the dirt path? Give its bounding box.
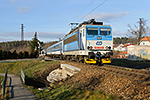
[0,73,38,100]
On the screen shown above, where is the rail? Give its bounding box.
[2,68,8,98]
[21,68,25,84]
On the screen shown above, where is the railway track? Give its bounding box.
[68,59,150,83]
[94,64,150,83]
[45,57,150,83]
[96,65,150,83]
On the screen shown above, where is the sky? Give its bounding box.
[0,0,150,42]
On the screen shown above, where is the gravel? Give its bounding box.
[59,60,150,100]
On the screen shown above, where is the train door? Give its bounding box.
[81,28,86,50]
[79,29,82,50]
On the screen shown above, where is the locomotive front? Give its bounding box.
[83,24,113,64]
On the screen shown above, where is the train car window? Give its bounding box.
[100,28,111,35]
[64,34,78,45]
[87,28,98,35]
[80,29,82,37]
[50,43,61,51]
[59,43,61,48]
[83,29,84,37]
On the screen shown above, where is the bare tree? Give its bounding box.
[128,18,150,43]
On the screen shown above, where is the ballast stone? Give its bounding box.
[47,64,81,83]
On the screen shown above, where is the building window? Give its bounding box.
[143,43,145,45]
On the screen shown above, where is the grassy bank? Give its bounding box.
[0,76,4,99]
[28,84,121,100]
[0,60,122,100]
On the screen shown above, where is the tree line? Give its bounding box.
[0,41,31,52]
[0,32,40,60]
[0,49,37,60]
[113,37,137,44]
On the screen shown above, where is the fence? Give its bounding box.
[21,68,25,84]
[2,68,8,98]
[128,45,150,61]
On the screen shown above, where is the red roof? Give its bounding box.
[140,36,150,42]
[118,51,127,55]
[113,44,121,48]
[123,44,134,47]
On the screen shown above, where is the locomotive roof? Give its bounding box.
[64,19,104,38]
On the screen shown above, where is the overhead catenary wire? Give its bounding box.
[73,0,95,22]
[62,24,70,34]
[62,0,95,34]
[62,0,108,35]
[77,0,108,22]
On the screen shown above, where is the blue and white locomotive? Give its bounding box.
[45,19,113,64]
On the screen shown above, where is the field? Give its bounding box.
[0,60,122,100]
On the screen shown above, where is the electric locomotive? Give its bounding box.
[46,19,113,64]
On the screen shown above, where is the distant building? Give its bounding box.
[113,43,134,59]
[117,51,127,58]
[113,44,124,51]
[138,36,150,45]
[122,43,134,51]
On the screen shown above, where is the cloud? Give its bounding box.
[37,32,65,42]
[1,32,20,37]
[113,30,128,37]
[0,31,65,42]
[17,6,30,13]
[85,11,130,22]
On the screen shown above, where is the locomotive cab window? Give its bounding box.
[87,28,98,35]
[100,28,111,35]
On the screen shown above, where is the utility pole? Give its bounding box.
[20,24,24,52]
[21,24,24,41]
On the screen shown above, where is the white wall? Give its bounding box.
[139,41,150,45]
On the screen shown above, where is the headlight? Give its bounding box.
[105,46,108,49]
[90,46,93,49]
[87,46,93,49]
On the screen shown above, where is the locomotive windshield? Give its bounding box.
[100,28,111,35]
[87,28,98,35]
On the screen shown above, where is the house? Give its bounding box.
[122,43,134,51]
[113,43,134,59]
[113,44,124,51]
[138,36,150,45]
[117,51,127,58]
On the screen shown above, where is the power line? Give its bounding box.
[61,0,108,35]
[73,0,95,22]
[77,0,108,22]
[62,24,70,34]
[62,0,95,34]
